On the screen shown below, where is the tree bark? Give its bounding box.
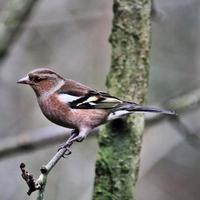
[92,0,151,200]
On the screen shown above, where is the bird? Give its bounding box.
[17,68,176,146]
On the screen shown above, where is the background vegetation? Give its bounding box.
[0,0,200,200]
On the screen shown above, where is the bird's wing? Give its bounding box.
[58,89,122,109]
[70,91,123,109]
[56,79,123,109]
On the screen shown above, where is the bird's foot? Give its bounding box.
[57,144,72,153]
[70,129,79,137]
[67,129,85,143]
[57,144,72,158]
[57,129,79,156]
[57,130,85,157]
[62,149,72,158]
[75,137,84,142]
[68,135,85,143]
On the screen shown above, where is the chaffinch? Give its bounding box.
[17,68,175,144]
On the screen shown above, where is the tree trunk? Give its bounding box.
[92,0,151,200]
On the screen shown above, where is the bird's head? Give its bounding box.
[17,68,65,97]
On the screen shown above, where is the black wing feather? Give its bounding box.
[69,90,122,109]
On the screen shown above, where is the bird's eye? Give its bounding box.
[34,77,42,82]
[29,76,42,83]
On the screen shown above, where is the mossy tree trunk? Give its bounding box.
[92,0,151,200]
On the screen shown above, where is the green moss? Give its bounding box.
[93,0,151,200]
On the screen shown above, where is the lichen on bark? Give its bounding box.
[92,0,151,200]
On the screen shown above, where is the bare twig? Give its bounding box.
[0,126,71,159]
[0,126,98,159]
[20,132,75,198]
[0,0,39,59]
[20,163,39,195]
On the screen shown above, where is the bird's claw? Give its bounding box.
[75,137,84,142]
[57,144,71,152]
[62,149,72,158]
[57,145,72,158]
[57,144,64,152]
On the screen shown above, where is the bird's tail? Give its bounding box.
[125,103,176,115]
[107,102,176,120]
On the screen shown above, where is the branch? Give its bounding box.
[0,126,98,159]
[146,88,200,126]
[0,126,70,159]
[20,132,75,198]
[0,0,39,59]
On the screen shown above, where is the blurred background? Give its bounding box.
[0,0,200,199]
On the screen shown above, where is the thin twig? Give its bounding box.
[20,132,75,198]
[0,126,70,159]
[0,126,98,159]
[20,163,39,195]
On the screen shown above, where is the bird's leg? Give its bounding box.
[67,130,87,143]
[68,135,85,143]
[58,129,86,156]
[70,129,79,138]
[70,129,83,143]
[66,129,86,143]
[71,135,85,143]
[57,129,79,153]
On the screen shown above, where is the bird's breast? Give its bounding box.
[38,95,75,129]
[38,95,109,130]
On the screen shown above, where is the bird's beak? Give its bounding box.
[17,75,33,85]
